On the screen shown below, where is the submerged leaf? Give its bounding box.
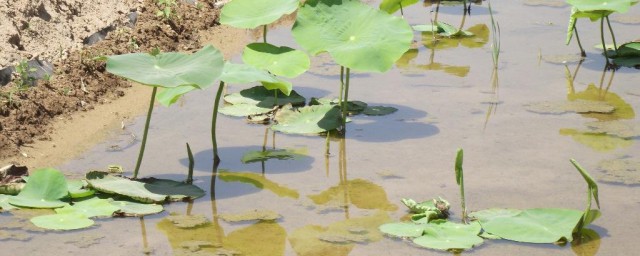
[584,120,640,138]
[30,213,94,230]
[271,105,342,134]
[363,106,398,116]
[293,0,413,72]
[218,171,299,199]
[167,213,210,228]
[9,168,69,209]
[476,208,584,243]
[220,0,299,29]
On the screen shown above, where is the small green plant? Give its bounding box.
[156,0,178,20]
[14,60,36,89]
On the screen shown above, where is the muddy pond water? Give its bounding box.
[2,1,640,255]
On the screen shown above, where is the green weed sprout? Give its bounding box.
[455,148,468,223]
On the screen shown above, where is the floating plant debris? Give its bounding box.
[167,213,211,228]
[584,120,640,138]
[523,100,615,114]
[218,209,281,222]
[111,200,163,217]
[597,158,640,185]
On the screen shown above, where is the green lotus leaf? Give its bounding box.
[111,200,164,216]
[412,24,438,32]
[67,179,95,199]
[470,208,522,222]
[0,194,17,211]
[379,0,419,14]
[271,105,342,134]
[220,62,279,84]
[476,208,584,243]
[55,197,119,218]
[616,42,640,56]
[261,77,293,96]
[156,85,198,107]
[379,222,426,238]
[412,220,484,251]
[220,0,299,29]
[218,171,299,199]
[613,56,640,67]
[86,173,167,203]
[143,179,205,201]
[363,106,398,116]
[30,213,94,230]
[224,86,305,107]
[106,45,224,88]
[9,168,69,209]
[219,104,274,117]
[292,0,413,72]
[567,0,637,13]
[243,43,310,78]
[241,148,307,164]
[436,21,474,37]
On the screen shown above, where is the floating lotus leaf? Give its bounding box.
[412,220,484,251]
[219,104,275,117]
[379,0,419,14]
[0,194,17,211]
[55,197,119,218]
[568,0,637,13]
[67,180,95,199]
[474,208,584,243]
[434,21,474,37]
[220,62,279,84]
[224,86,305,107]
[106,45,224,88]
[218,170,299,199]
[167,213,210,228]
[243,43,310,78]
[422,24,490,50]
[85,172,166,203]
[379,222,426,238]
[597,158,640,184]
[412,24,438,32]
[271,105,342,134]
[523,100,615,114]
[584,120,640,138]
[218,209,281,222]
[111,200,164,216]
[241,148,307,163]
[142,178,205,201]
[559,128,633,152]
[220,0,299,29]
[363,106,398,116]
[470,208,522,222]
[9,168,69,209]
[292,0,413,72]
[30,213,94,230]
[613,42,640,67]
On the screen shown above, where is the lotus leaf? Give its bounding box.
[111,200,164,216]
[0,194,17,211]
[218,209,281,222]
[55,198,119,218]
[292,0,413,72]
[30,213,94,230]
[143,178,205,201]
[218,171,299,199]
[241,148,307,163]
[106,45,224,88]
[156,85,198,107]
[597,158,640,184]
[220,0,299,29]
[67,180,95,199]
[271,105,342,134]
[224,86,305,107]
[363,106,398,116]
[412,220,484,251]
[470,208,522,222]
[434,21,474,37]
[379,0,419,14]
[379,222,426,238]
[475,208,584,243]
[243,43,310,79]
[219,104,274,117]
[567,0,637,13]
[612,42,640,67]
[86,173,166,203]
[412,24,438,32]
[220,62,279,84]
[9,168,69,209]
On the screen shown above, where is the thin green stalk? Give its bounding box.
[600,14,610,65]
[274,90,278,106]
[211,81,225,166]
[573,25,586,57]
[605,16,618,56]
[399,2,404,17]
[325,131,330,156]
[455,149,467,223]
[341,68,351,127]
[339,66,344,103]
[186,143,194,184]
[263,25,267,43]
[133,86,158,179]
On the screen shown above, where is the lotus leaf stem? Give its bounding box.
[133,86,158,179]
[599,14,610,65]
[211,81,225,166]
[186,142,194,184]
[339,66,344,103]
[573,25,586,57]
[455,149,468,224]
[341,68,351,127]
[263,25,267,43]
[399,3,404,17]
[605,16,618,56]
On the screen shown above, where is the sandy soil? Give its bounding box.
[0,0,250,169]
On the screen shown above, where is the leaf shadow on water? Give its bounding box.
[347,104,440,142]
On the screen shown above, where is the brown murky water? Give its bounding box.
[2,1,640,255]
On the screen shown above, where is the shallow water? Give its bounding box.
[2,1,640,255]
